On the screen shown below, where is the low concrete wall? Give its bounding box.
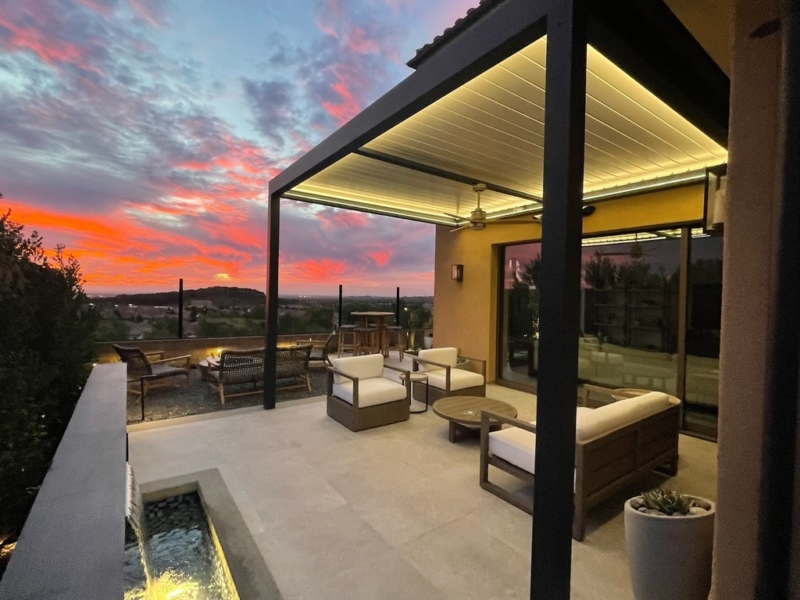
[0,363,127,600]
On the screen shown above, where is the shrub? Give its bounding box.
[0,211,96,575]
[641,489,694,516]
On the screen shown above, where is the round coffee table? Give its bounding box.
[432,396,518,443]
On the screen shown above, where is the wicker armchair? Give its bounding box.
[208,348,265,405]
[276,343,313,391]
[113,344,191,419]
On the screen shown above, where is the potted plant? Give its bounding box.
[624,489,715,600]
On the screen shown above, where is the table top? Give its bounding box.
[199,357,219,368]
[351,311,395,317]
[433,396,517,425]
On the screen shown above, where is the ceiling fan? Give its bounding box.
[445,184,537,232]
[445,183,596,232]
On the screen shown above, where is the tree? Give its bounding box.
[0,211,96,570]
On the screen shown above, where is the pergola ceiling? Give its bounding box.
[287,36,728,225]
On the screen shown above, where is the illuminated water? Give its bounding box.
[124,480,238,600]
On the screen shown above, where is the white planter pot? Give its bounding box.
[624,496,715,600]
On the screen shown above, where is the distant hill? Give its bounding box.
[93,286,266,307]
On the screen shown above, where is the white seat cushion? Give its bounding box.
[491,408,595,473]
[489,426,537,473]
[417,347,458,372]
[426,368,485,391]
[332,377,407,408]
[575,392,674,441]
[329,354,384,384]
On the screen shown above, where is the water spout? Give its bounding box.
[125,463,154,600]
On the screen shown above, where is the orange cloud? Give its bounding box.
[367,250,392,266]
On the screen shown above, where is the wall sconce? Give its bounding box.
[451,264,463,281]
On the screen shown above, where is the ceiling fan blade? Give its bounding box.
[483,218,538,225]
[450,224,471,232]
[443,212,464,220]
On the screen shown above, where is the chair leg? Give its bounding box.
[305,373,311,392]
[140,380,146,421]
[219,383,225,405]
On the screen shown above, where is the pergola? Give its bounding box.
[265,0,729,597]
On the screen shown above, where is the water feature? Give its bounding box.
[125,465,239,600]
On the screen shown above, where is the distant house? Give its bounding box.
[189,299,213,309]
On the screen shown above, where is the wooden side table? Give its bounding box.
[400,372,429,413]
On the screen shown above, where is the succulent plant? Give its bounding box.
[640,489,695,516]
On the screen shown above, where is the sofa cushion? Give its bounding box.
[426,369,484,391]
[332,378,407,408]
[489,427,537,473]
[575,392,673,441]
[417,347,458,372]
[329,354,384,384]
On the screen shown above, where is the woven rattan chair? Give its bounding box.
[276,343,313,391]
[208,348,265,405]
[113,344,191,419]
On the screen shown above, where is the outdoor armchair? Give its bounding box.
[208,347,265,404]
[113,344,191,419]
[326,354,410,431]
[411,347,486,403]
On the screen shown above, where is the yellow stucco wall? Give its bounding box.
[433,183,706,381]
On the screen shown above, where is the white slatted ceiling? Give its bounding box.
[292,37,727,222]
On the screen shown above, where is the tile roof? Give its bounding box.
[406,0,508,69]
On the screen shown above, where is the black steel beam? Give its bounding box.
[353,148,542,203]
[268,0,552,197]
[587,0,729,147]
[263,193,280,410]
[756,3,800,596]
[531,0,587,597]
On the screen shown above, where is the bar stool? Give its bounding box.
[384,326,406,360]
[337,325,356,357]
[354,327,379,355]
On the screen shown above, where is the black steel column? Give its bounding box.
[264,192,280,410]
[531,0,587,598]
[177,278,184,339]
[756,2,800,595]
[395,287,400,325]
[338,284,343,329]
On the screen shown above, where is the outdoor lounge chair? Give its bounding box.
[113,344,191,420]
[326,354,410,431]
[309,332,337,366]
[276,343,313,391]
[113,344,191,401]
[411,347,486,403]
[208,347,265,404]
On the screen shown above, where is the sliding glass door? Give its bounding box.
[498,228,722,439]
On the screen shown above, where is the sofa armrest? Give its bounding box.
[325,366,361,408]
[382,364,411,399]
[458,355,486,377]
[411,356,450,370]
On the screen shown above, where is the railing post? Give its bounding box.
[338,284,343,330]
[395,287,400,325]
[178,278,184,339]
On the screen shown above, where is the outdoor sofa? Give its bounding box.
[479,391,681,541]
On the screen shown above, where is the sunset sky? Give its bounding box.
[0,0,479,296]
